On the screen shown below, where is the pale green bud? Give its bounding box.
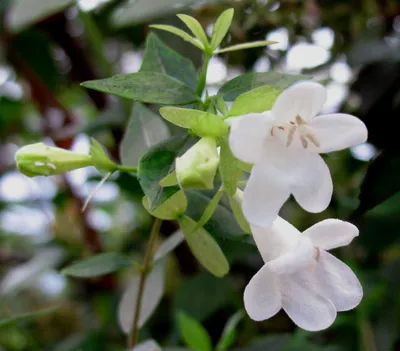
[176,137,219,189]
[15,143,93,177]
[89,138,118,173]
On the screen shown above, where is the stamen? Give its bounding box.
[295,115,307,125]
[286,126,296,147]
[315,247,321,261]
[306,133,320,147]
[300,135,308,148]
[270,126,275,136]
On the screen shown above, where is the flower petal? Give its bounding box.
[290,153,333,213]
[280,270,337,331]
[309,113,368,153]
[244,264,281,321]
[228,113,273,164]
[243,163,291,227]
[272,81,327,123]
[267,237,316,275]
[302,219,359,250]
[251,217,301,262]
[315,250,363,311]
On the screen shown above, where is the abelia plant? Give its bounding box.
[14,7,368,349]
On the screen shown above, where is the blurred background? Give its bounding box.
[0,0,400,350]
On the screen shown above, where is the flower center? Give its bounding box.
[270,115,320,149]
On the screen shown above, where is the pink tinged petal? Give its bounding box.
[302,219,359,250]
[228,113,273,164]
[315,250,363,311]
[243,264,282,321]
[280,270,337,331]
[267,237,316,275]
[271,81,327,123]
[251,217,301,262]
[290,153,333,213]
[308,113,368,153]
[243,163,291,228]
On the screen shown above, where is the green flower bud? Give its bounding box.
[176,137,219,189]
[15,143,93,177]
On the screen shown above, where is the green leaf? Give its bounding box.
[177,14,209,50]
[173,273,239,321]
[142,190,187,220]
[215,96,228,116]
[211,8,234,50]
[120,103,170,168]
[192,188,224,232]
[178,216,229,277]
[0,307,59,329]
[228,194,251,234]
[150,25,204,51]
[141,33,198,91]
[219,138,242,196]
[138,134,194,211]
[159,107,228,137]
[177,311,212,351]
[159,170,178,187]
[355,152,400,216]
[218,72,311,101]
[8,0,73,33]
[216,310,245,351]
[61,253,132,278]
[229,85,281,116]
[81,72,198,105]
[215,40,277,54]
[185,190,248,239]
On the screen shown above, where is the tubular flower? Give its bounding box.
[244,217,363,331]
[228,81,368,227]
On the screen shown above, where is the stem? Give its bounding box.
[127,218,162,349]
[195,53,212,98]
[118,165,138,173]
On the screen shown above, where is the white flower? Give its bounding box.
[244,217,363,331]
[229,81,368,227]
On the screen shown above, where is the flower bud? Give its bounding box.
[176,137,219,189]
[89,138,118,173]
[15,143,93,177]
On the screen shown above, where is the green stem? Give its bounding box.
[77,6,113,77]
[117,165,138,173]
[127,218,162,349]
[195,53,212,98]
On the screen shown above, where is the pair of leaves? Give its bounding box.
[177,310,244,351]
[82,34,198,105]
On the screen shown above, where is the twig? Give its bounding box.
[127,218,162,349]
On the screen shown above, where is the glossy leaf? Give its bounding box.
[120,103,170,167]
[81,72,198,105]
[177,14,209,49]
[61,253,132,278]
[8,0,73,33]
[215,40,277,54]
[141,33,198,90]
[229,85,281,116]
[219,137,242,196]
[142,190,187,220]
[211,9,234,50]
[178,216,229,277]
[0,307,59,329]
[138,134,194,211]
[177,311,212,351]
[159,170,178,187]
[216,310,245,351]
[218,72,311,101]
[118,262,165,333]
[150,25,204,51]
